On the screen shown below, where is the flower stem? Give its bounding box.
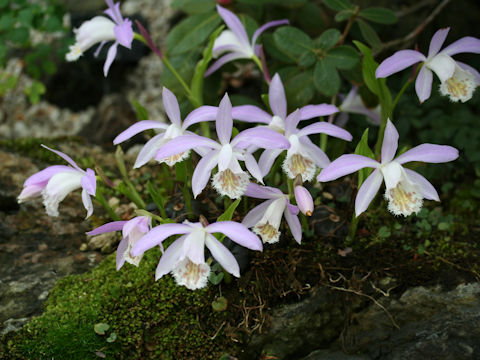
[392,64,422,113]
[95,187,120,221]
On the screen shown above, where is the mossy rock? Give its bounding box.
[1,248,237,359]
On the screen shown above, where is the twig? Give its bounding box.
[380,0,451,53]
[323,283,400,329]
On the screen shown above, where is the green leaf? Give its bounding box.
[41,59,56,75]
[378,226,391,238]
[166,12,222,55]
[43,16,62,32]
[24,80,45,104]
[94,323,110,335]
[0,74,17,95]
[326,45,358,70]
[323,0,353,11]
[315,28,341,50]
[9,27,29,44]
[211,296,228,311]
[0,15,14,31]
[190,25,224,105]
[283,69,316,108]
[0,0,9,8]
[298,51,316,67]
[106,332,117,343]
[115,146,128,179]
[263,33,297,64]
[175,160,188,184]
[314,60,340,96]
[273,26,314,57]
[162,50,199,96]
[357,19,382,50]
[335,9,355,22]
[359,7,397,24]
[18,8,35,26]
[217,198,241,222]
[171,0,215,14]
[354,128,374,186]
[146,180,167,218]
[131,98,149,120]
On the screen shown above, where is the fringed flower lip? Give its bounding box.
[66,0,134,76]
[205,5,289,76]
[18,145,97,218]
[318,119,459,217]
[131,219,262,290]
[376,27,480,103]
[154,93,290,199]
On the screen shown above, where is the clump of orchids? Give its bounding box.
[18,1,478,290]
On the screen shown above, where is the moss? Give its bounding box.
[2,248,238,360]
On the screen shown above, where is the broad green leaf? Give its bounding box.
[335,9,355,22]
[190,25,224,104]
[283,70,315,108]
[315,28,341,50]
[43,16,62,32]
[0,0,8,8]
[18,8,35,26]
[175,160,188,184]
[24,80,45,104]
[273,26,314,57]
[94,323,110,335]
[131,98,149,120]
[9,27,29,45]
[0,15,14,31]
[263,33,297,63]
[298,50,316,67]
[162,50,199,96]
[297,2,325,32]
[0,74,17,95]
[166,12,221,55]
[314,60,340,96]
[323,0,353,11]
[326,45,358,70]
[217,198,241,222]
[354,128,374,186]
[359,7,397,24]
[171,0,215,14]
[41,59,56,75]
[357,19,381,50]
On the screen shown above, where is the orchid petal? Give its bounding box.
[41,145,83,172]
[82,188,94,219]
[242,199,275,228]
[131,223,191,256]
[251,19,289,47]
[122,216,148,238]
[283,207,302,243]
[297,122,352,141]
[299,104,339,120]
[114,19,133,48]
[456,61,480,83]
[23,165,75,187]
[269,73,287,120]
[191,150,219,198]
[217,94,233,144]
[440,36,480,56]
[428,28,450,57]
[258,148,284,177]
[155,235,187,280]
[103,42,118,77]
[183,106,218,129]
[245,183,282,199]
[231,105,271,124]
[87,221,126,235]
[162,87,182,127]
[415,66,433,103]
[81,168,97,196]
[155,135,218,161]
[355,169,383,216]
[116,236,128,270]
[205,235,240,277]
[133,133,165,168]
[232,127,289,150]
[318,154,379,182]
[426,53,455,82]
[395,144,459,164]
[284,110,301,135]
[299,136,330,169]
[216,5,250,46]
[204,52,246,77]
[381,119,399,163]
[206,221,263,251]
[113,120,168,144]
[404,168,440,201]
[104,0,122,24]
[244,153,264,183]
[183,230,205,265]
[218,144,233,171]
[376,50,426,78]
